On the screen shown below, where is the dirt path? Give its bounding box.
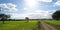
[41,22,57,30]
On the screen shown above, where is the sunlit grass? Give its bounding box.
[0,20,37,30]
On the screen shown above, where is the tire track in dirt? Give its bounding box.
[41,22,57,30]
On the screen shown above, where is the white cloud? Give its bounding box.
[24,0,37,8]
[24,7,29,11]
[0,3,17,12]
[10,10,56,19]
[24,0,38,11]
[38,0,52,2]
[54,0,60,6]
[23,7,35,11]
[11,13,29,19]
[24,0,52,11]
[26,10,56,19]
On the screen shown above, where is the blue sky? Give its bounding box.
[0,0,60,19]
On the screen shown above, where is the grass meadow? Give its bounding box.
[0,20,37,30]
[0,20,60,30]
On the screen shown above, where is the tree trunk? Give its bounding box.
[3,20,4,24]
[2,18,5,24]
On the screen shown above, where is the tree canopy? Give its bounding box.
[0,14,10,24]
[0,14,10,20]
[25,17,29,20]
[52,10,60,20]
[25,17,29,23]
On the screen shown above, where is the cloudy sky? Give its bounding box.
[0,0,60,19]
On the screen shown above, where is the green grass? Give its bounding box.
[0,21,37,30]
[41,20,60,30]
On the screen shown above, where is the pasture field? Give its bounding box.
[0,20,38,30]
[41,20,60,30]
